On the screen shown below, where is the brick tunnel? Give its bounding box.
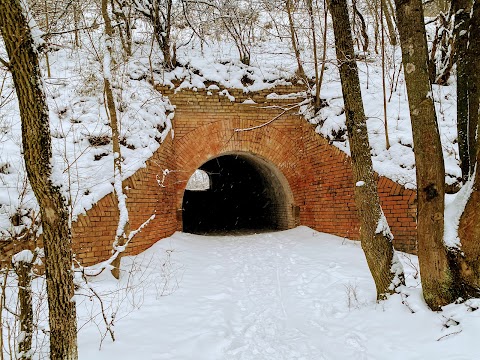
[69,84,418,266]
[182,153,295,234]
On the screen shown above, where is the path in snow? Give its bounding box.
[77,227,480,360]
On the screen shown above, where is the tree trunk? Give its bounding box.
[306,0,322,111]
[453,0,473,181]
[0,0,78,357]
[393,0,469,309]
[467,0,479,178]
[112,0,133,57]
[285,0,307,82]
[102,0,130,279]
[151,0,175,70]
[329,0,404,299]
[382,0,398,46]
[317,0,329,99]
[352,0,369,53]
[458,0,480,288]
[365,0,380,53]
[14,257,34,360]
[162,0,174,69]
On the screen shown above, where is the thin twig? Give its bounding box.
[437,330,462,341]
[77,213,156,277]
[43,23,104,37]
[234,99,309,132]
[79,269,115,345]
[0,57,10,68]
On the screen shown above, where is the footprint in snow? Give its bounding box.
[344,332,367,358]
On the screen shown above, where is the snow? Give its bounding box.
[21,0,45,50]
[375,210,392,238]
[12,249,34,264]
[103,46,112,81]
[113,162,128,240]
[3,228,480,359]
[185,169,210,191]
[444,168,476,248]
[218,89,236,102]
[305,51,460,190]
[73,227,480,359]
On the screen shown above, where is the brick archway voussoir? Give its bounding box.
[174,119,306,210]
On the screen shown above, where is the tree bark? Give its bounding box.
[329,0,404,299]
[14,257,34,360]
[458,0,480,288]
[317,0,329,99]
[306,0,322,111]
[0,0,78,357]
[393,0,476,309]
[151,0,175,69]
[466,0,479,178]
[382,0,398,46]
[285,0,307,82]
[452,0,473,181]
[102,0,130,279]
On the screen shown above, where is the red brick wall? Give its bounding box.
[72,134,178,265]
[70,85,417,265]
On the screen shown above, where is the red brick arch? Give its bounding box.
[173,118,307,214]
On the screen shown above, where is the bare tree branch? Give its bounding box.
[0,57,10,68]
[234,99,309,132]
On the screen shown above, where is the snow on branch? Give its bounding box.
[78,213,156,277]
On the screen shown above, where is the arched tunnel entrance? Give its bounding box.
[182,153,295,234]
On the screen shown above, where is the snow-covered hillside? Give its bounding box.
[0,22,174,238]
[0,8,461,238]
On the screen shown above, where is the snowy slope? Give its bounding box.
[0,9,462,238]
[0,24,174,238]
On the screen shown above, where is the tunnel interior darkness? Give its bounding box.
[182,153,293,234]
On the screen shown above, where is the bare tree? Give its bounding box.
[12,250,37,360]
[395,0,455,310]
[285,0,307,81]
[328,0,405,299]
[351,0,369,53]
[0,0,78,357]
[466,0,479,175]
[134,0,176,69]
[306,0,322,111]
[101,0,131,279]
[457,0,480,292]
[394,0,480,309]
[381,0,397,46]
[111,0,135,57]
[215,0,260,66]
[452,0,474,181]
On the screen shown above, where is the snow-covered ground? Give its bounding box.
[68,227,480,359]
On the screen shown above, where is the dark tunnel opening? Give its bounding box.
[182,153,293,235]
